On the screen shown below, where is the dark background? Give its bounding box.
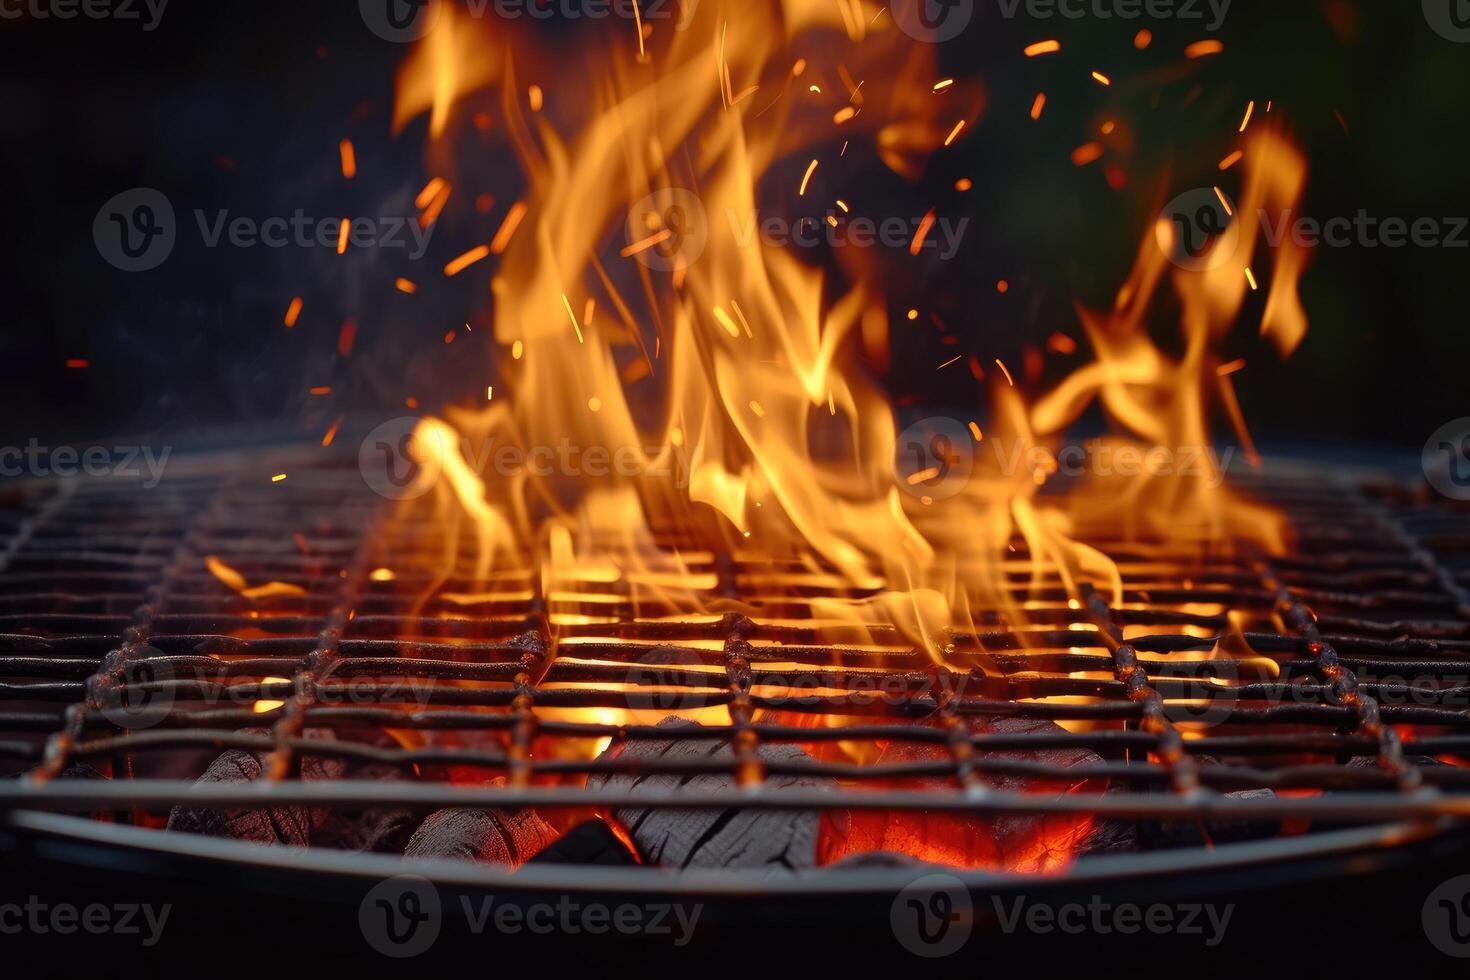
[1,0,1466,456]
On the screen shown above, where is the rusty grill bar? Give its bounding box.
[2,447,1470,851]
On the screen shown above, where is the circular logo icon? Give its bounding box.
[1424,0,1470,42]
[360,0,443,42]
[895,417,974,501]
[94,188,176,272]
[97,648,176,729]
[1155,188,1241,272]
[890,873,972,958]
[359,417,450,501]
[1162,657,1240,730]
[1423,418,1470,501]
[359,875,442,958]
[626,645,714,719]
[1423,875,1470,957]
[625,188,708,272]
[889,0,974,43]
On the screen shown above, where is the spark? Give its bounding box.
[1071,142,1104,166]
[444,244,491,277]
[309,386,332,396]
[832,106,857,124]
[631,0,645,58]
[561,293,585,343]
[271,473,288,483]
[415,178,446,210]
[1213,186,1234,216]
[1091,71,1112,86]
[1239,100,1255,132]
[1185,40,1224,58]
[487,386,494,401]
[835,199,850,212]
[1047,332,1077,354]
[621,229,673,257]
[713,305,742,338]
[511,340,524,360]
[1217,358,1247,376]
[321,417,343,447]
[907,467,940,485]
[528,84,544,112]
[1030,93,1046,119]
[907,308,919,320]
[943,120,966,146]
[1219,149,1244,170]
[968,421,984,441]
[337,321,357,357]
[284,296,303,328]
[335,219,350,254]
[419,183,451,228]
[339,139,356,179]
[799,159,818,196]
[933,78,954,92]
[1244,267,1259,290]
[1134,29,1153,49]
[65,358,89,369]
[955,178,972,191]
[490,202,527,254]
[369,568,396,582]
[995,358,1015,386]
[1024,39,1061,57]
[910,208,936,255]
[996,279,1009,294]
[395,278,417,294]
[936,354,963,370]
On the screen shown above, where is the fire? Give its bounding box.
[372,0,1312,870]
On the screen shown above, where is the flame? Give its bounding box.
[379,0,1313,867]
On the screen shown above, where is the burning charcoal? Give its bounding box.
[1132,788,1283,850]
[819,716,1105,872]
[166,729,411,849]
[525,819,637,867]
[403,807,560,866]
[587,718,836,872]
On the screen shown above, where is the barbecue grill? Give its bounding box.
[1,428,1468,964]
